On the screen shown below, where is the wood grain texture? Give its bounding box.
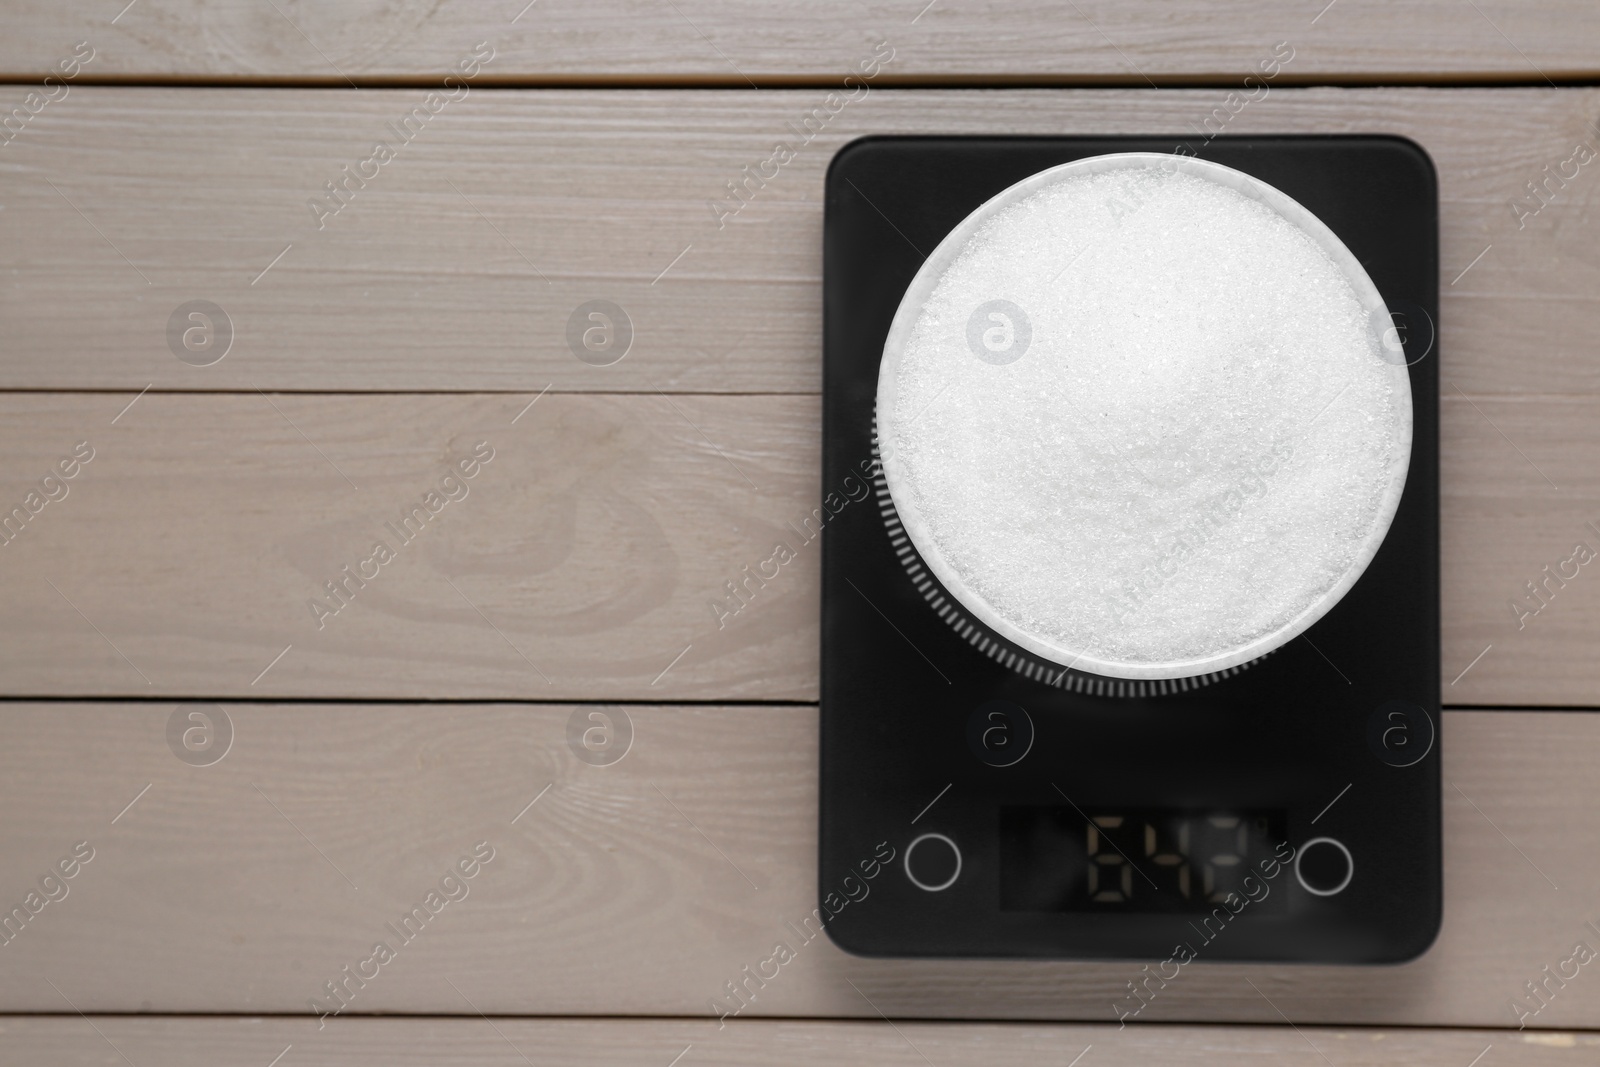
[0,704,1593,1026]
[4,1,1600,82]
[0,88,1598,395]
[0,1016,1593,1067]
[1,391,1598,704]
[0,392,816,701]
[1442,396,1600,701]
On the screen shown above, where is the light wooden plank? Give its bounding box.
[0,392,815,701]
[0,704,1594,1027]
[3,2,1600,82]
[1443,395,1600,701]
[3,391,1600,704]
[0,1016,1590,1066]
[0,88,1597,395]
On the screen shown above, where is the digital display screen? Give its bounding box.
[1000,806,1289,913]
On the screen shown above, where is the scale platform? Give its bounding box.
[819,136,1440,962]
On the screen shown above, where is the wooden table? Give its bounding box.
[3,3,1599,1063]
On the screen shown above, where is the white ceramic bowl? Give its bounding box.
[876,152,1413,681]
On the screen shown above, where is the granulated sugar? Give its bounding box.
[877,155,1412,678]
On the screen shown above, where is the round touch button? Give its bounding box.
[966,699,1034,767]
[1295,836,1354,897]
[904,833,962,892]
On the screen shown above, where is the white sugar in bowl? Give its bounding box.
[875,153,1412,681]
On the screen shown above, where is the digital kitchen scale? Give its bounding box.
[819,136,1440,962]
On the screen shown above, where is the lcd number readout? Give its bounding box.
[1000,807,1288,913]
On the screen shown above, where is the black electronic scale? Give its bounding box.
[819,136,1440,963]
